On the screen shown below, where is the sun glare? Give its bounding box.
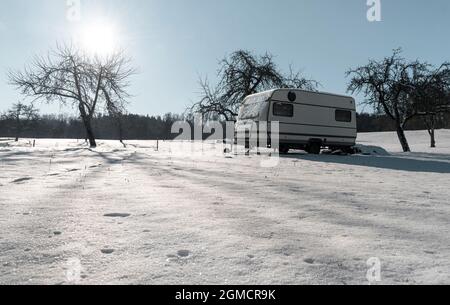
[78,21,118,57]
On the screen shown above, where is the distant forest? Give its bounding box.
[0,112,449,141]
[0,113,182,141]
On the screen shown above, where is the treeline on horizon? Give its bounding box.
[1,112,449,141]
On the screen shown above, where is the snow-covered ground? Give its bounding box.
[0,130,449,285]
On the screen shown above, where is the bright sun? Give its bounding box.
[78,21,118,57]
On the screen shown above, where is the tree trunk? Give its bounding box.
[79,104,97,148]
[430,128,436,148]
[396,123,411,152]
[429,115,436,148]
[423,115,437,148]
[15,117,21,142]
[84,119,97,148]
[117,115,126,148]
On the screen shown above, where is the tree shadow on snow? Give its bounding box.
[284,153,450,174]
[0,150,36,160]
[87,148,129,165]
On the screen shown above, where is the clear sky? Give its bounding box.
[0,0,449,116]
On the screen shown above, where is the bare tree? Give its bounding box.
[347,49,423,152]
[191,50,318,121]
[191,77,237,121]
[9,44,135,147]
[3,102,39,141]
[282,65,319,91]
[408,63,450,147]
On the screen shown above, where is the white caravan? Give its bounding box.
[235,89,357,154]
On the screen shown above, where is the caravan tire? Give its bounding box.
[308,142,321,155]
[280,146,290,155]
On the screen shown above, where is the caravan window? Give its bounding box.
[335,110,352,122]
[239,93,272,120]
[239,102,265,120]
[273,103,294,117]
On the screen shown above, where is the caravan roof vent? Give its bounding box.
[288,91,297,102]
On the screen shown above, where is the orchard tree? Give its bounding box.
[3,102,39,141]
[347,49,423,152]
[408,63,450,148]
[9,44,135,147]
[192,50,318,121]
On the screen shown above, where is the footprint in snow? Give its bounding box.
[101,249,115,254]
[104,213,131,218]
[67,169,80,172]
[177,250,191,258]
[304,258,315,264]
[12,177,32,184]
[166,250,191,262]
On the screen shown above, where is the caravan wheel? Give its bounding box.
[308,142,321,155]
[279,146,290,155]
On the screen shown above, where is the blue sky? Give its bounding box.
[0,0,449,116]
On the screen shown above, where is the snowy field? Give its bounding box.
[0,130,449,285]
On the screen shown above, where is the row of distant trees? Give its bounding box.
[1,109,449,142]
[356,112,450,133]
[0,111,183,141]
[4,44,450,152]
